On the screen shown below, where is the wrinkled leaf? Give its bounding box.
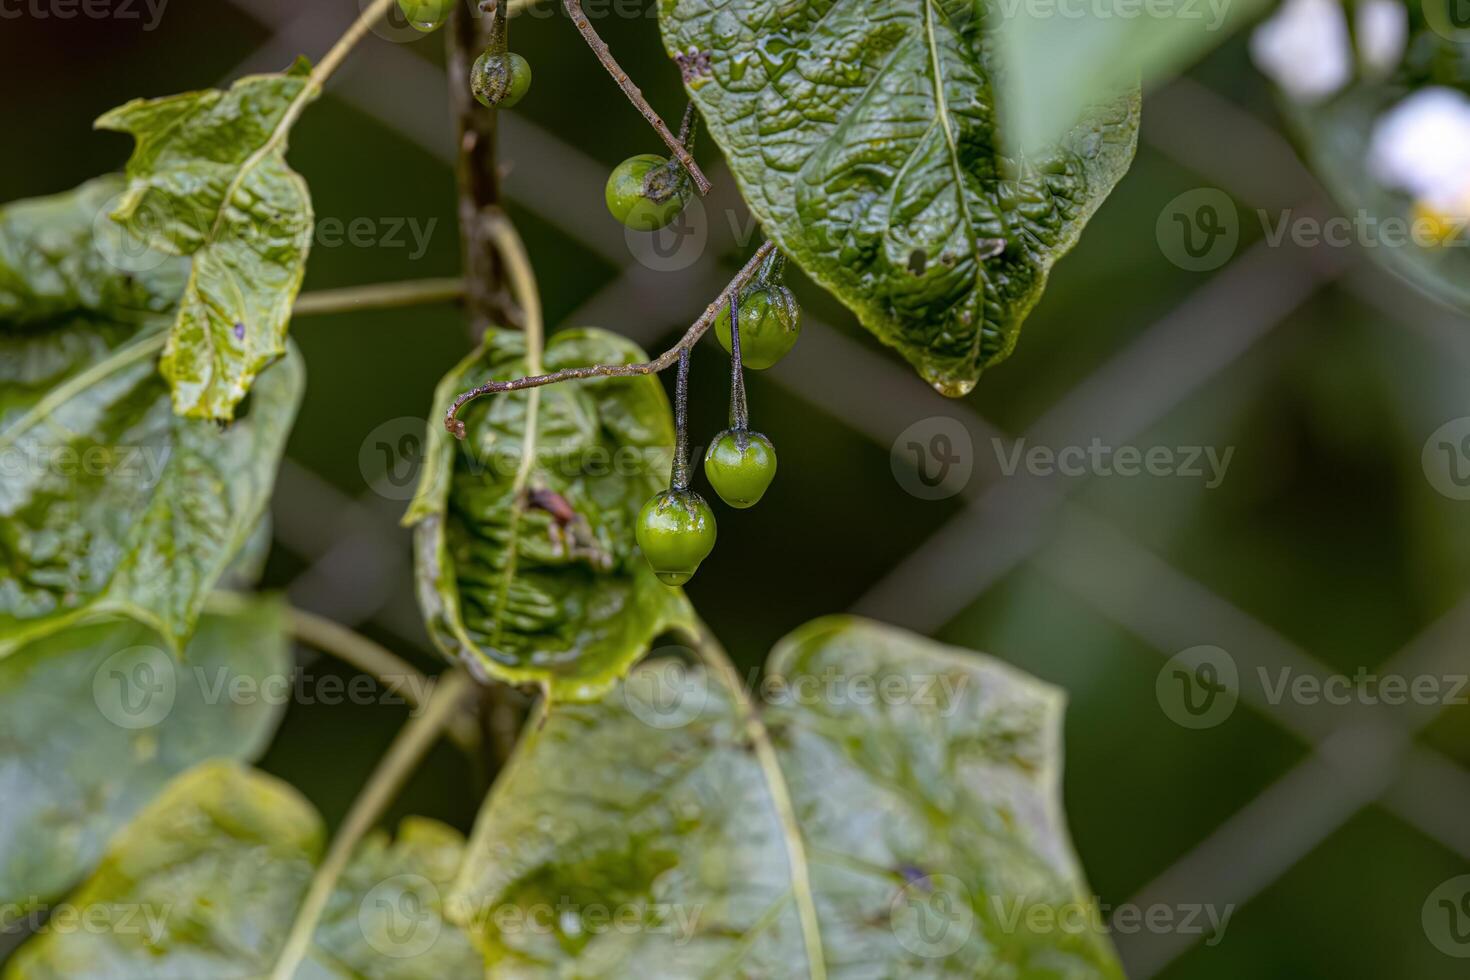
[1284,34,1470,313]
[95,60,316,420]
[0,180,304,656]
[995,0,1263,155]
[659,0,1138,395]
[4,761,483,979]
[407,328,695,701]
[0,596,291,909]
[450,616,1121,977]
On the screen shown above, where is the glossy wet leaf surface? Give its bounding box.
[0,597,291,910]
[3,761,483,979]
[659,0,1138,395]
[96,61,315,421]
[0,179,303,655]
[408,328,694,701]
[450,616,1122,977]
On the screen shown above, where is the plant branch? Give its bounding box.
[561,0,711,196]
[445,240,776,431]
[672,347,692,490]
[266,670,475,980]
[450,0,521,340]
[291,278,465,317]
[286,605,481,754]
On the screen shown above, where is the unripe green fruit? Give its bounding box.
[716,284,801,369]
[472,51,532,109]
[636,489,717,586]
[397,0,452,32]
[605,154,692,231]
[704,430,777,508]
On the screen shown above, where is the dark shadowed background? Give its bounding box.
[3,0,1470,976]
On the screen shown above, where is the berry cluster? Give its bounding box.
[636,251,801,586]
[401,0,533,109]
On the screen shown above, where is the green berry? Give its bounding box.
[472,51,532,109]
[704,430,777,509]
[397,0,452,32]
[636,489,717,586]
[716,284,801,369]
[605,154,692,231]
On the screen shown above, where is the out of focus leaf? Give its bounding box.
[4,762,483,979]
[95,60,316,421]
[1284,29,1470,313]
[450,616,1121,977]
[0,179,303,656]
[659,0,1138,395]
[0,597,291,910]
[995,0,1265,155]
[407,328,694,701]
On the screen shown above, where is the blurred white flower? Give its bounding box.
[1369,87,1470,217]
[1250,0,1352,102]
[1356,0,1408,77]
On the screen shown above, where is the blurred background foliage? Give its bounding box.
[3,1,1469,977]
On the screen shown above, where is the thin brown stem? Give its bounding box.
[561,0,712,196]
[445,240,776,433]
[450,0,521,340]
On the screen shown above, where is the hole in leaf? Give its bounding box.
[907,249,928,275]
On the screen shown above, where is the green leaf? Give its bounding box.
[450,616,1122,977]
[994,0,1264,156]
[95,61,316,421]
[658,1,1138,396]
[0,596,291,910]
[3,762,484,979]
[0,182,304,656]
[407,327,695,702]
